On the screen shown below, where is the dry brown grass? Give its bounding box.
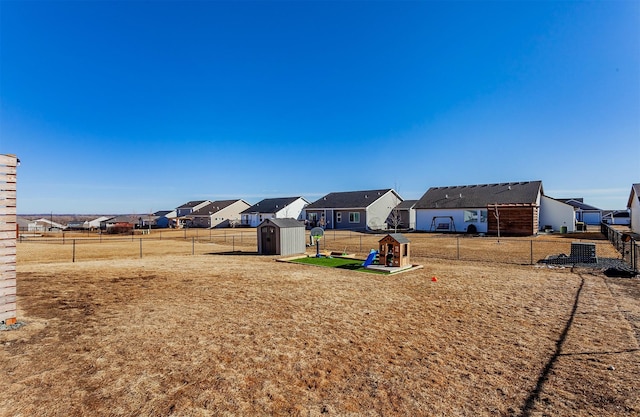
[2,231,639,416]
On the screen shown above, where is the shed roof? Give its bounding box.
[380,233,410,244]
[306,189,397,209]
[241,197,307,214]
[260,218,305,228]
[414,181,543,209]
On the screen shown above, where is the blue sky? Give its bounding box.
[1,1,638,214]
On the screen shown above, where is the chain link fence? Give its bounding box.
[18,227,625,267]
[601,223,639,273]
[17,229,258,264]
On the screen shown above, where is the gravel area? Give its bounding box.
[0,321,25,331]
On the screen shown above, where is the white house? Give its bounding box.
[602,210,630,226]
[414,181,544,235]
[628,184,640,233]
[241,197,309,228]
[88,216,112,230]
[539,196,576,233]
[559,198,602,225]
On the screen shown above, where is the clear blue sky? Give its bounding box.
[1,1,638,214]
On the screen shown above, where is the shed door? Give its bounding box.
[261,226,277,254]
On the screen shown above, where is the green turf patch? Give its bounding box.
[289,256,385,274]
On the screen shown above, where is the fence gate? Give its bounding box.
[0,154,18,325]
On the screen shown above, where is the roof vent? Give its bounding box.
[445,194,449,199]
[365,195,368,198]
[508,185,512,190]
[459,193,463,198]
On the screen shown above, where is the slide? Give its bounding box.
[362,250,379,267]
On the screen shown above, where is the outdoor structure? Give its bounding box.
[539,195,576,233]
[257,218,305,256]
[389,200,417,231]
[559,198,603,225]
[175,200,211,227]
[414,181,544,236]
[241,196,309,227]
[628,184,640,233]
[602,210,631,226]
[1,154,18,325]
[378,233,411,268]
[184,199,251,228]
[304,189,403,231]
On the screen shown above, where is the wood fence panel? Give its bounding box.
[0,154,17,324]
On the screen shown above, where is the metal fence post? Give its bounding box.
[72,239,76,263]
[192,236,195,255]
[530,240,533,265]
[456,237,460,260]
[233,235,235,252]
[140,238,143,259]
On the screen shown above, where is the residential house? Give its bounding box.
[88,216,112,231]
[559,198,603,225]
[241,197,309,227]
[28,218,66,232]
[628,184,640,233]
[175,200,211,227]
[389,200,417,231]
[414,181,550,236]
[183,199,251,228]
[539,196,576,233]
[152,210,173,228]
[17,217,30,232]
[602,210,630,226]
[304,189,403,231]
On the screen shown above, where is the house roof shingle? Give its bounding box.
[306,189,395,209]
[414,181,543,209]
[177,200,208,209]
[396,200,418,210]
[559,199,601,211]
[189,200,242,216]
[241,197,307,214]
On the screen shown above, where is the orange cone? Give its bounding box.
[431,276,438,282]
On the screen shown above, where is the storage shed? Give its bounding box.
[378,233,411,268]
[257,218,306,256]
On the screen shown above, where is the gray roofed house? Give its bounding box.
[240,196,309,227]
[176,200,211,218]
[305,189,403,231]
[414,181,544,235]
[558,198,602,225]
[389,200,418,231]
[183,199,251,228]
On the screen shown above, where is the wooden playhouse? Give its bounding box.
[378,233,410,268]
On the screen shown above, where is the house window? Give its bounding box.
[308,212,318,221]
[349,212,360,223]
[464,210,478,223]
[336,212,342,223]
